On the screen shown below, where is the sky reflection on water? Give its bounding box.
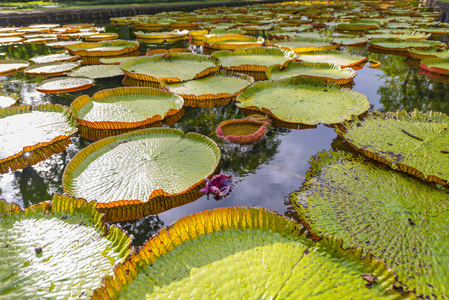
[1,28,449,246]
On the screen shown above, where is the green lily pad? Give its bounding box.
[336,109,449,185]
[203,35,264,50]
[71,87,184,129]
[0,60,30,75]
[291,149,449,298]
[0,37,23,45]
[161,70,253,107]
[0,95,16,108]
[415,27,449,36]
[92,207,409,299]
[269,37,338,53]
[407,46,449,60]
[331,35,368,46]
[298,50,367,67]
[29,52,79,64]
[65,40,140,57]
[420,57,449,76]
[267,62,356,84]
[365,31,430,41]
[63,128,220,222]
[24,61,80,77]
[0,104,76,173]
[120,53,221,83]
[67,64,124,79]
[369,39,447,52]
[211,47,296,72]
[0,194,132,299]
[236,78,369,125]
[134,30,189,40]
[336,23,380,31]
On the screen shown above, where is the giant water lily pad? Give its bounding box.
[331,35,368,46]
[0,194,132,299]
[134,30,189,40]
[36,76,94,93]
[0,95,17,108]
[211,47,296,72]
[269,37,339,53]
[71,87,184,129]
[267,62,356,84]
[365,31,430,41]
[65,40,139,57]
[336,23,380,31]
[298,50,367,67]
[67,64,124,79]
[29,52,79,64]
[161,70,253,107]
[420,57,449,76]
[236,78,369,125]
[407,46,449,60]
[0,60,30,75]
[92,207,409,299]
[120,53,221,83]
[0,104,76,173]
[63,128,220,222]
[291,149,449,298]
[336,109,449,185]
[369,39,447,52]
[24,61,80,77]
[203,35,264,50]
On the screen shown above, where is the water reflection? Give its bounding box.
[1,25,449,246]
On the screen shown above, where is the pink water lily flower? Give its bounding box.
[200,174,232,197]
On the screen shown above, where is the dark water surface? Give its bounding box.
[1,24,449,246]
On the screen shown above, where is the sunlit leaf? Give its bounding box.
[0,194,133,299]
[336,109,449,185]
[92,207,409,300]
[291,149,449,298]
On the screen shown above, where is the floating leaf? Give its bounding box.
[291,149,449,298]
[65,40,139,57]
[63,128,220,222]
[236,77,369,125]
[0,104,77,173]
[331,34,368,46]
[420,57,449,76]
[71,87,184,129]
[120,53,221,83]
[267,62,356,85]
[29,52,79,64]
[211,47,296,72]
[298,50,367,67]
[336,109,449,185]
[24,61,80,77]
[35,76,94,94]
[161,70,253,107]
[67,64,124,79]
[369,39,447,52]
[217,118,271,144]
[203,35,264,50]
[0,194,132,299]
[0,60,30,75]
[85,33,119,41]
[336,23,380,31]
[407,46,449,60]
[92,207,408,300]
[269,37,339,53]
[365,31,430,41]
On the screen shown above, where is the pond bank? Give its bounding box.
[0,0,282,27]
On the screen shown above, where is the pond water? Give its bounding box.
[1,23,449,246]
